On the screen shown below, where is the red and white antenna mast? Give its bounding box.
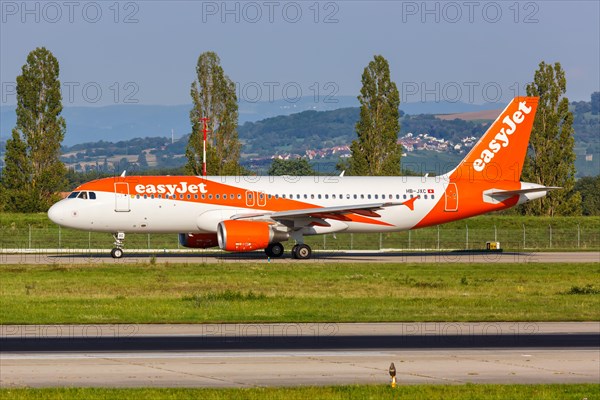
[200,117,209,178]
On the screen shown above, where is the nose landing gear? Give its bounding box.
[111,232,125,259]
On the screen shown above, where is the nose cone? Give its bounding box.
[48,201,66,225]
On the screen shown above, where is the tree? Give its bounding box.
[0,47,66,212]
[591,92,600,115]
[575,175,600,216]
[521,61,581,216]
[268,158,316,176]
[185,52,241,176]
[347,55,401,176]
[137,151,148,169]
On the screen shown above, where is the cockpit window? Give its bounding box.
[68,192,80,199]
[77,192,88,199]
[89,192,96,200]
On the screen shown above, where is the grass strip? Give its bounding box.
[1,262,598,324]
[1,384,599,400]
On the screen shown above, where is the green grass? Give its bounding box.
[1,262,598,324]
[1,213,599,251]
[1,384,598,400]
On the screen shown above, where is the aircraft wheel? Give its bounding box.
[291,244,300,259]
[265,242,284,258]
[294,244,311,260]
[111,248,123,259]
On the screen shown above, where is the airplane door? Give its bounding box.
[114,183,130,212]
[444,183,458,212]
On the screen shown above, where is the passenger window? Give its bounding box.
[325,194,329,199]
[318,194,322,199]
[151,195,155,199]
[367,194,371,199]
[194,194,198,199]
[136,194,140,199]
[332,194,336,199]
[208,194,213,199]
[396,194,400,200]
[403,194,407,200]
[311,194,315,199]
[361,194,365,199]
[374,194,378,200]
[431,195,435,200]
[424,195,428,199]
[237,194,242,199]
[304,194,308,199]
[353,194,357,199]
[216,194,220,199]
[187,194,191,199]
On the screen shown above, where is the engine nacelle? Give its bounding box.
[217,220,289,252]
[178,232,219,248]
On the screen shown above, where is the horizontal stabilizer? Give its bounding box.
[489,186,561,197]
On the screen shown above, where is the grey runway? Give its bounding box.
[1,323,598,388]
[1,251,599,264]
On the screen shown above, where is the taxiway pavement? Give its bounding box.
[1,251,598,264]
[1,322,598,388]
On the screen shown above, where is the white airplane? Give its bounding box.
[48,97,556,259]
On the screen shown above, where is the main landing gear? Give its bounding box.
[265,242,284,258]
[291,243,311,260]
[263,242,313,259]
[111,232,125,259]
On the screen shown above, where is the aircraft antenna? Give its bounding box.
[201,117,210,178]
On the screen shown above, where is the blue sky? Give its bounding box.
[1,1,599,107]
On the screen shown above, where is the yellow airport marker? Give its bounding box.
[389,362,396,388]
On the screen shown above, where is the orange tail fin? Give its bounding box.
[450,97,538,182]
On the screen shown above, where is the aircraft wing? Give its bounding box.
[231,198,417,223]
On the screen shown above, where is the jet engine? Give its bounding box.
[178,233,219,248]
[217,220,289,252]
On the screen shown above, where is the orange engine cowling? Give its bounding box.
[178,233,219,248]
[217,220,289,252]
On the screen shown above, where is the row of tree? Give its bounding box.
[0,48,588,216]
